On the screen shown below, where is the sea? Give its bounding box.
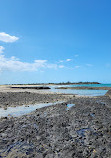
[50,84,111,96]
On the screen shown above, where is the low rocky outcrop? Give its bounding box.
[106,90,111,98]
[11,86,51,90]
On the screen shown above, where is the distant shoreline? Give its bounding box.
[0,82,101,86]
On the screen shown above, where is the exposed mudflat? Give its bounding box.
[0,93,111,157]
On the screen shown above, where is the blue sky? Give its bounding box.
[0,0,111,84]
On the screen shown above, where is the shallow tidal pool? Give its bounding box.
[0,102,63,118]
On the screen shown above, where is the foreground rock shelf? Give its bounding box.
[106,90,111,98]
[0,92,73,108]
[0,94,111,157]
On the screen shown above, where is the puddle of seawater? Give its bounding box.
[76,128,91,144]
[96,101,106,105]
[90,113,95,117]
[77,128,90,137]
[0,101,63,118]
[66,104,75,110]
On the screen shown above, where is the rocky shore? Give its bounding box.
[106,90,111,98]
[0,92,73,108]
[11,86,51,90]
[0,88,111,157]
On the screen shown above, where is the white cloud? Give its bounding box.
[59,60,64,63]
[0,46,5,54]
[58,59,72,63]
[59,65,65,68]
[0,47,63,72]
[75,65,81,69]
[66,59,72,62]
[45,63,57,69]
[0,32,19,43]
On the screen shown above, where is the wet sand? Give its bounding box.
[0,86,111,157]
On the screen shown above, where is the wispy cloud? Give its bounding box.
[66,59,72,62]
[0,32,19,43]
[75,65,81,69]
[0,47,64,72]
[59,65,65,68]
[0,46,5,54]
[0,33,84,72]
[86,64,93,67]
[0,33,64,72]
[58,59,72,63]
[59,60,64,63]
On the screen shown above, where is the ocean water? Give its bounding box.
[50,89,108,96]
[50,84,111,96]
[57,83,111,88]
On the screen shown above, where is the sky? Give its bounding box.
[0,0,111,84]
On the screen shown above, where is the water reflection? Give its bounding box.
[66,104,75,110]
